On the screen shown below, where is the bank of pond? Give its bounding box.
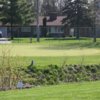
[0,64,100,91]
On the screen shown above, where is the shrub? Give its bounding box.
[1,64,100,90]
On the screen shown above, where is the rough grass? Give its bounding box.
[0,81,100,100]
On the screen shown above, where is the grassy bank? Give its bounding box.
[0,81,100,100]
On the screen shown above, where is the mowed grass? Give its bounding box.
[0,44,99,57]
[3,56,99,68]
[0,38,100,67]
[0,81,100,100]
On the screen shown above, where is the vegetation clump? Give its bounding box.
[0,62,100,91]
[22,64,100,86]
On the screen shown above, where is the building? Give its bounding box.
[0,15,100,38]
[0,16,65,38]
[32,16,65,37]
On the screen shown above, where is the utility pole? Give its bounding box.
[36,0,40,42]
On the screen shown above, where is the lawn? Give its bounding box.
[0,38,100,67]
[0,44,99,57]
[0,38,100,100]
[0,81,100,100]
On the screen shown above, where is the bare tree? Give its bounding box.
[0,46,22,90]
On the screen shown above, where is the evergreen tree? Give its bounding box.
[0,0,34,39]
[0,0,10,24]
[18,0,34,25]
[62,0,93,39]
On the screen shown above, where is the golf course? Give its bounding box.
[0,38,100,100]
[0,38,99,67]
[1,0,100,99]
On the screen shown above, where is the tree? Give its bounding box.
[36,0,40,42]
[62,0,93,39]
[0,0,10,24]
[18,0,34,25]
[89,0,96,42]
[41,0,58,16]
[57,0,66,15]
[0,0,34,40]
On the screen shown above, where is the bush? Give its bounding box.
[1,64,100,89]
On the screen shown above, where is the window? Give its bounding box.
[51,27,55,33]
[21,27,31,32]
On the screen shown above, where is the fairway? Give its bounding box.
[0,38,100,66]
[0,44,100,57]
[0,81,100,100]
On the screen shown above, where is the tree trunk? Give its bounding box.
[76,27,80,39]
[10,0,14,40]
[93,27,96,42]
[36,0,40,42]
[93,0,96,43]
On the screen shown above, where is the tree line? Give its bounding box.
[0,0,97,41]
